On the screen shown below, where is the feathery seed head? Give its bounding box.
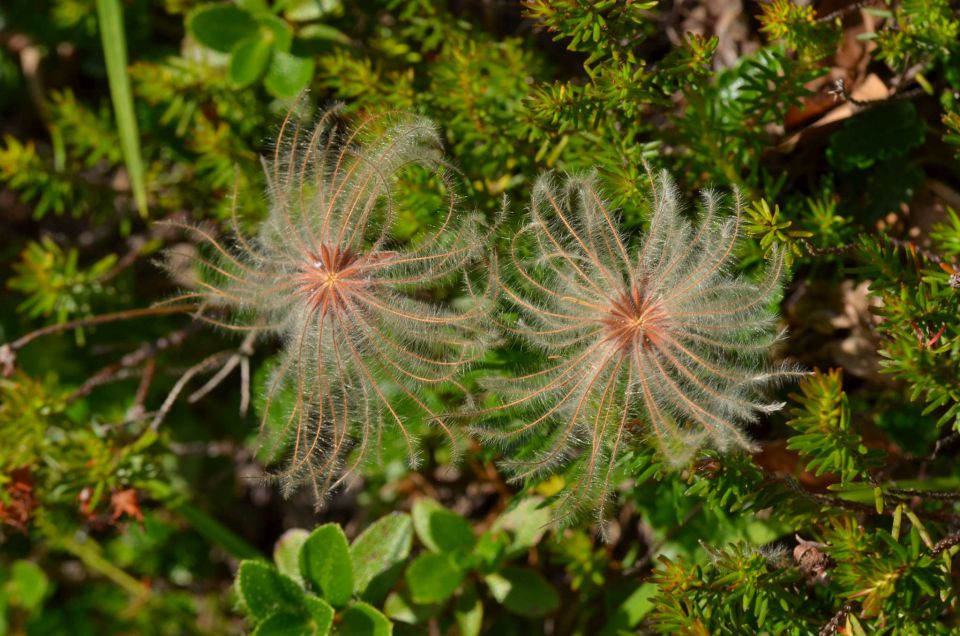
[174,105,494,503]
[480,169,802,525]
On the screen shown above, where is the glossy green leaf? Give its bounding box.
[383,590,438,625]
[411,498,475,554]
[598,582,657,635]
[8,561,49,611]
[299,524,354,607]
[230,36,273,87]
[263,51,315,98]
[471,531,508,572]
[298,23,351,45]
[188,5,260,52]
[282,0,341,22]
[236,0,269,13]
[454,582,483,636]
[258,14,293,52]
[484,567,559,618]
[490,497,551,556]
[405,552,464,605]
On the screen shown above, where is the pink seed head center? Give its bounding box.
[601,285,666,352]
[295,244,367,315]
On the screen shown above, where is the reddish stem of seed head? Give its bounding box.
[600,284,667,353]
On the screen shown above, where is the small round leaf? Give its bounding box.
[252,612,311,636]
[299,523,354,607]
[264,51,315,98]
[411,498,475,554]
[405,552,464,605]
[484,567,559,618]
[350,512,412,596]
[236,561,305,620]
[230,36,273,87]
[339,602,392,636]
[187,5,259,53]
[273,528,310,585]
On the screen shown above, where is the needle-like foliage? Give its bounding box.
[477,169,802,523]
[171,106,493,502]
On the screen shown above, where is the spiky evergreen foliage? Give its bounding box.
[478,170,802,521]
[172,106,493,501]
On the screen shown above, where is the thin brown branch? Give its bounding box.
[816,0,880,22]
[819,601,855,636]
[186,331,257,406]
[8,304,199,351]
[67,324,199,403]
[932,532,960,557]
[884,487,960,502]
[827,78,924,110]
[131,357,156,417]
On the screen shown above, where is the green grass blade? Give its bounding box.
[173,502,264,561]
[95,0,148,218]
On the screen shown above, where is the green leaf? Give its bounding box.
[274,528,310,585]
[411,498,476,554]
[471,531,508,573]
[8,561,49,611]
[339,602,392,636]
[304,596,334,635]
[383,590,438,624]
[187,4,260,53]
[252,612,311,636]
[95,0,148,218]
[236,561,305,620]
[404,552,464,605]
[174,502,263,560]
[282,0,341,22]
[230,36,273,87]
[258,14,293,52]
[299,524,354,607]
[490,497,551,556]
[454,582,483,636]
[484,567,559,618]
[263,51,315,98]
[236,0,270,13]
[827,101,925,172]
[252,357,296,464]
[297,23,351,45]
[598,582,657,635]
[350,513,413,596]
